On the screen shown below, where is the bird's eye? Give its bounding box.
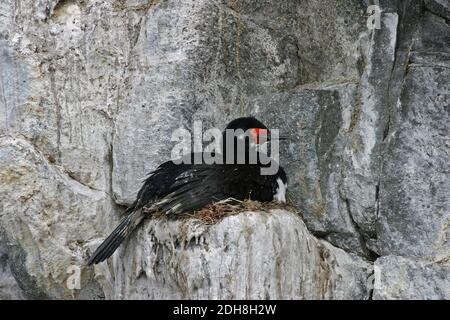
[249,128,268,144]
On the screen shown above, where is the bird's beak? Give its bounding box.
[267,133,289,141]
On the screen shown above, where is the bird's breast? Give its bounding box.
[274,178,287,203]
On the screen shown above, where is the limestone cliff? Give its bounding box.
[0,0,448,299]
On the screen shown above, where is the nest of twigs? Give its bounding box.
[152,198,297,225]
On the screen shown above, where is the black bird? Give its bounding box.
[87,117,288,265]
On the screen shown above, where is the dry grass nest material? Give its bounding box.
[151,198,298,225]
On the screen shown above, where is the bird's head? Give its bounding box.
[220,117,286,161]
[224,117,270,146]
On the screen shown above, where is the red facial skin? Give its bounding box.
[249,128,268,144]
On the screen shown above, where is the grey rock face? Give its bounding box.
[378,11,450,260]
[373,256,450,300]
[0,230,24,300]
[0,0,448,299]
[111,0,302,204]
[246,84,370,256]
[245,11,402,258]
[0,137,113,299]
[425,0,450,19]
[94,210,372,299]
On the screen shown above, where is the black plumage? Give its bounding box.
[87,117,287,266]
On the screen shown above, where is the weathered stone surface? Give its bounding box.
[377,11,450,260]
[0,231,24,300]
[425,0,450,19]
[294,0,366,84]
[338,12,399,254]
[112,0,302,204]
[0,137,113,299]
[92,210,372,299]
[246,84,371,256]
[373,256,450,300]
[0,0,449,300]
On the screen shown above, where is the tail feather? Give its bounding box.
[87,210,144,266]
